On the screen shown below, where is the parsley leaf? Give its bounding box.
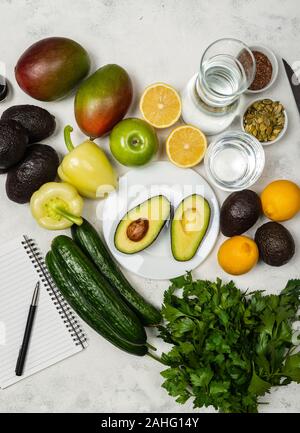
[283,353,300,383]
[158,275,300,413]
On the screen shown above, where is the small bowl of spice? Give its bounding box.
[242,98,287,145]
[246,45,278,93]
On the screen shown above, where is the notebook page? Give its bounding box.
[0,237,86,389]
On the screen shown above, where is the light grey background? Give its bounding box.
[0,0,299,413]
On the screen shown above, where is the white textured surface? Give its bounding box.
[0,0,300,413]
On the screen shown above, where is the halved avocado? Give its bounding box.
[114,195,171,254]
[171,194,211,261]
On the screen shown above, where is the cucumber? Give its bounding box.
[46,251,148,356]
[51,235,146,345]
[71,219,161,326]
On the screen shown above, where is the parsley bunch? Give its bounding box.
[158,274,300,413]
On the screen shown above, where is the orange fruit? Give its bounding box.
[218,236,259,275]
[261,179,300,222]
[166,125,207,168]
[139,83,181,128]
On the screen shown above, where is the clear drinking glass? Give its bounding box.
[204,131,265,191]
[0,62,8,102]
[181,38,256,135]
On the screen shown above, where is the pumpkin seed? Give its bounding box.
[243,98,285,142]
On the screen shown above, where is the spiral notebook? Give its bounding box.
[0,235,87,389]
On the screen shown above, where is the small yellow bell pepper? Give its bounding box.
[58,125,117,199]
[30,182,84,230]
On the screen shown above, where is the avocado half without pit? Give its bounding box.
[171,194,211,261]
[114,195,171,254]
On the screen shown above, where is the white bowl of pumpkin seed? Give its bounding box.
[241,98,288,146]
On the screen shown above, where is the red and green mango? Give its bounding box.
[15,37,90,101]
[74,64,133,139]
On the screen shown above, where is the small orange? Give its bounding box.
[261,179,300,221]
[139,83,181,128]
[166,125,207,168]
[218,236,259,275]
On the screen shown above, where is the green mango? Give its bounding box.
[75,64,133,138]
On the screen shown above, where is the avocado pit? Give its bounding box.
[127,218,149,242]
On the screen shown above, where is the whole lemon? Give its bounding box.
[218,236,259,275]
[261,180,300,221]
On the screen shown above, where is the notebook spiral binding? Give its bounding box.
[22,235,87,349]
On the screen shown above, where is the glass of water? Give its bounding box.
[204,130,265,191]
[181,38,255,135]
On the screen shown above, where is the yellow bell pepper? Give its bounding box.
[30,182,84,230]
[58,125,117,199]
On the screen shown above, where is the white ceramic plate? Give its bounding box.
[102,161,220,280]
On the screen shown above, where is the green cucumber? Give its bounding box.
[51,235,146,345]
[71,219,161,326]
[46,251,148,356]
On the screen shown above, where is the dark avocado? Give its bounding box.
[220,189,262,237]
[0,120,28,171]
[255,222,295,266]
[6,143,59,203]
[1,105,56,143]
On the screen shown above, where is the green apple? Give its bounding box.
[109,118,159,166]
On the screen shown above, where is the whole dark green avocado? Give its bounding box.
[6,143,59,203]
[0,120,28,172]
[220,190,262,236]
[255,222,295,266]
[1,105,56,143]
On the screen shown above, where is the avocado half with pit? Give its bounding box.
[171,194,211,261]
[114,195,171,254]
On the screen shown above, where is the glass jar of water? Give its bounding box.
[204,131,265,191]
[181,38,256,135]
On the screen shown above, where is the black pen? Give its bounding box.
[15,282,40,376]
